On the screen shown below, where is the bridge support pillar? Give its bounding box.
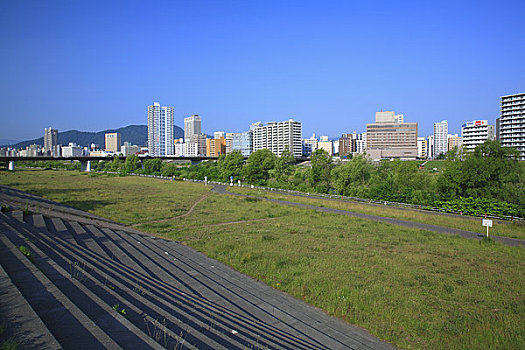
[8,161,14,171]
[80,160,91,172]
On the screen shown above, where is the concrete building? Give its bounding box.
[252,119,302,157]
[189,133,207,156]
[302,133,318,157]
[206,136,226,157]
[62,143,83,157]
[461,120,494,152]
[433,120,448,158]
[121,142,140,156]
[105,133,121,153]
[448,134,462,152]
[338,134,352,158]
[417,137,427,159]
[225,133,234,154]
[232,131,253,157]
[44,128,58,154]
[184,115,202,141]
[498,93,525,160]
[318,136,333,156]
[427,135,434,159]
[148,102,174,156]
[366,111,418,160]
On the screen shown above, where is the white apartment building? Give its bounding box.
[252,119,302,157]
[461,120,494,152]
[302,133,318,156]
[148,102,174,156]
[433,120,448,158]
[184,115,202,141]
[62,143,83,157]
[44,128,58,153]
[427,135,434,159]
[417,137,427,159]
[498,93,525,160]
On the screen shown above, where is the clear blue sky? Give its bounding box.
[1,0,524,141]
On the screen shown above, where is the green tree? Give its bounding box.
[244,149,276,185]
[274,147,295,183]
[438,140,524,206]
[331,155,373,197]
[124,154,140,173]
[310,148,333,192]
[143,158,163,174]
[218,150,244,182]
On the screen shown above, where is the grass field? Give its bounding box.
[1,169,524,349]
[227,186,525,240]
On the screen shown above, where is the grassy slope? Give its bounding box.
[1,169,524,349]
[227,187,525,240]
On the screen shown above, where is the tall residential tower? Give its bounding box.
[147,102,174,156]
[498,93,525,160]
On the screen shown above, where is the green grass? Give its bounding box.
[1,169,524,349]
[0,169,210,225]
[227,186,525,240]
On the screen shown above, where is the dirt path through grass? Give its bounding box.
[130,191,212,227]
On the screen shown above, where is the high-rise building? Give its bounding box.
[366,111,418,160]
[498,93,525,160]
[148,102,174,156]
[461,120,494,152]
[448,134,462,152]
[225,133,234,154]
[252,119,302,157]
[44,128,58,153]
[433,120,448,158]
[105,133,121,153]
[184,115,202,141]
[427,135,434,159]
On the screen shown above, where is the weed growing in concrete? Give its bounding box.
[69,261,90,282]
[18,245,35,264]
[144,318,168,347]
[112,304,127,317]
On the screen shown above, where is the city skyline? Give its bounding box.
[1,1,524,140]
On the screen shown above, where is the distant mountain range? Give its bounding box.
[0,139,19,146]
[4,125,184,149]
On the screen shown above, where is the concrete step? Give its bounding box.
[0,221,122,349]
[0,213,163,350]
[0,263,62,349]
[16,214,241,349]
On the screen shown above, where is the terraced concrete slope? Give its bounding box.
[0,186,394,349]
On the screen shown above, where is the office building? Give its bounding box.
[148,102,174,156]
[318,136,333,156]
[338,134,352,157]
[232,131,253,156]
[498,93,525,160]
[433,120,448,158]
[461,120,494,152]
[44,128,58,153]
[448,134,462,152]
[302,134,318,157]
[252,119,302,157]
[225,133,234,154]
[121,142,140,156]
[62,143,83,157]
[184,115,202,141]
[105,133,121,153]
[206,136,226,157]
[366,111,418,160]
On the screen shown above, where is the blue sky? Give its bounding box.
[1,0,524,141]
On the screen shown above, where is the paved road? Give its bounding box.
[212,184,525,247]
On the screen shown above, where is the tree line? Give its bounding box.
[15,140,525,217]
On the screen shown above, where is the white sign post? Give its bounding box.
[482,219,493,237]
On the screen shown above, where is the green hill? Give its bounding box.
[9,125,184,149]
